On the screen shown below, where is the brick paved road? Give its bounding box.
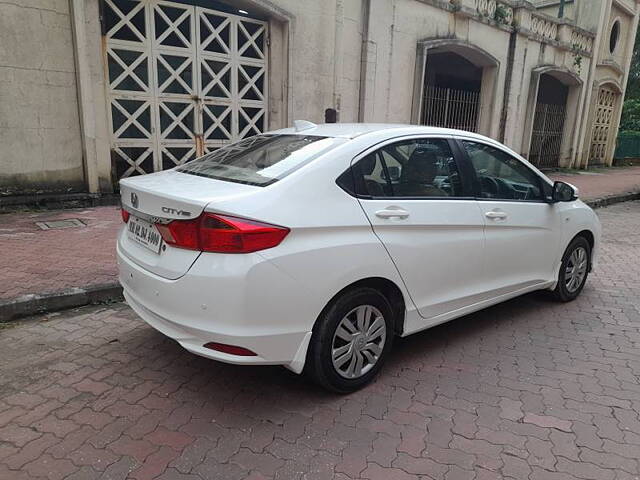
[0,201,639,480]
[0,207,120,300]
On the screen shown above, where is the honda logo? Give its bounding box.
[131,192,139,209]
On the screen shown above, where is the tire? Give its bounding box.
[305,287,394,393]
[552,236,591,302]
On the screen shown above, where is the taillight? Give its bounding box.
[121,208,130,223]
[155,213,289,254]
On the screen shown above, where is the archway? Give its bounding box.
[523,67,582,168]
[528,74,569,167]
[412,40,499,135]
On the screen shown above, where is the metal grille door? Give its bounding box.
[104,0,267,179]
[528,103,566,168]
[589,87,618,165]
[422,85,480,132]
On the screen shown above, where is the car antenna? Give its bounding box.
[293,120,317,132]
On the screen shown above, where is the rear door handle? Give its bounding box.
[375,207,410,219]
[485,211,508,220]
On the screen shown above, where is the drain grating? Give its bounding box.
[36,219,86,230]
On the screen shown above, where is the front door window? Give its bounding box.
[461,141,544,202]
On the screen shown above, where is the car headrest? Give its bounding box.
[401,149,438,183]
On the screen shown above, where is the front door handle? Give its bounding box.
[485,211,508,220]
[375,207,410,219]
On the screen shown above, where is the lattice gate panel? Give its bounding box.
[589,87,618,165]
[422,85,480,133]
[529,102,566,169]
[103,0,268,179]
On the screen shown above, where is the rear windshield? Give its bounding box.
[176,134,345,186]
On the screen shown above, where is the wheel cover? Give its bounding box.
[331,305,387,379]
[565,246,588,293]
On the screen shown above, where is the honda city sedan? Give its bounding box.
[117,122,600,392]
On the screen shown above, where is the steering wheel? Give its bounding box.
[480,176,500,198]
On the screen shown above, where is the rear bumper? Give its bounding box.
[117,243,312,373]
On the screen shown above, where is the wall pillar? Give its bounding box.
[478,66,499,137]
[69,0,114,193]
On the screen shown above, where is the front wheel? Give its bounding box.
[305,287,394,393]
[552,236,591,302]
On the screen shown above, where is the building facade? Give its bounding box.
[1,0,638,195]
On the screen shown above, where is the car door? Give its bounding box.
[351,136,487,322]
[457,139,561,296]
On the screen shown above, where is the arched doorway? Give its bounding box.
[529,74,569,168]
[523,67,582,169]
[412,40,499,135]
[422,51,482,132]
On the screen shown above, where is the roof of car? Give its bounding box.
[269,122,491,141]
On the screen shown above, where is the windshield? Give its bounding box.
[177,134,345,186]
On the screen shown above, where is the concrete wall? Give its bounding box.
[0,0,84,195]
[260,0,365,124]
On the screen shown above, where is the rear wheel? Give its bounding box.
[552,236,591,302]
[306,287,394,393]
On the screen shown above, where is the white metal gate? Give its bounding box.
[422,85,480,133]
[103,0,268,179]
[589,87,618,165]
[529,102,566,168]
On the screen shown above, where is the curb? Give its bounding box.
[0,283,123,322]
[584,191,640,209]
[1,191,638,322]
[0,193,120,213]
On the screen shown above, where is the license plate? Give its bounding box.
[127,215,162,254]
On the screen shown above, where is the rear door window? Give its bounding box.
[346,138,466,198]
[178,135,345,186]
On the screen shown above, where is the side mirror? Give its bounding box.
[551,181,579,203]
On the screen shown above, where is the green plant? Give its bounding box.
[620,99,640,131]
[494,4,510,25]
[572,43,583,74]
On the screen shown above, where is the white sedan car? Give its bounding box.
[117,122,600,392]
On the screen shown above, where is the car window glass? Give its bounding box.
[351,152,393,196]
[382,138,463,197]
[350,138,464,198]
[177,134,345,186]
[461,141,543,201]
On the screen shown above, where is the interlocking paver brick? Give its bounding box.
[0,200,639,479]
[23,454,78,480]
[556,457,616,480]
[67,443,119,471]
[523,413,573,432]
[0,424,42,447]
[0,207,120,301]
[361,462,418,480]
[145,427,194,451]
[3,433,60,470]
[130,445,180,480]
